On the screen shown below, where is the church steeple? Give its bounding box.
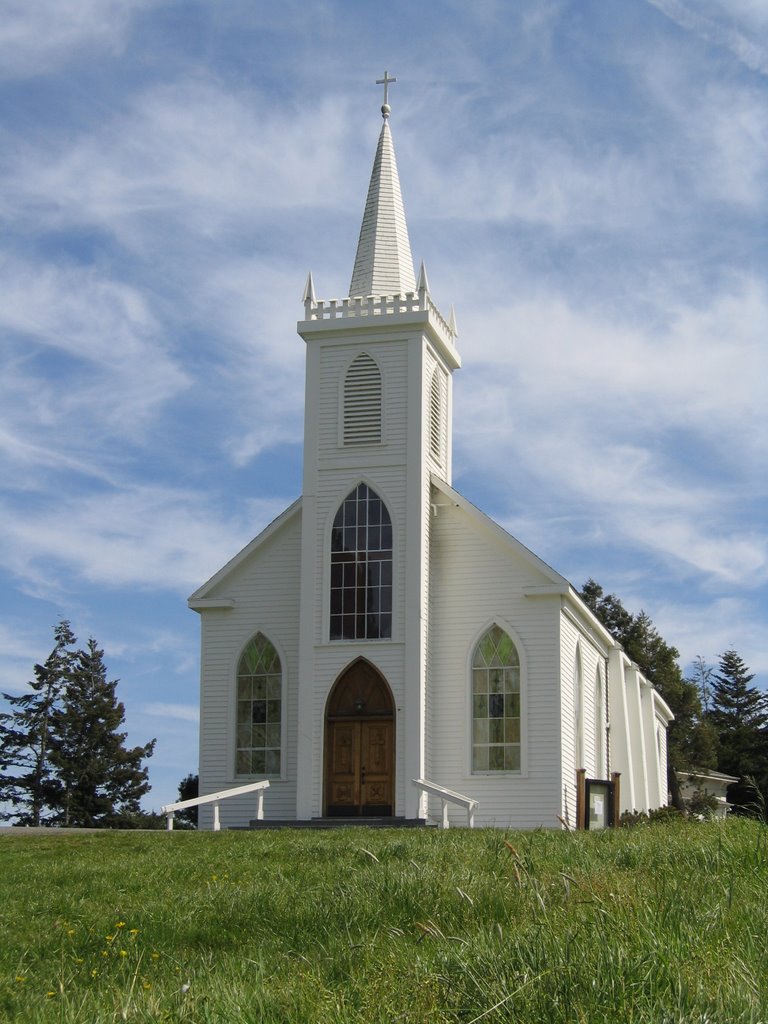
[349,74,416,299]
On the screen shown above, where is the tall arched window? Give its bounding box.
[343,353,382,445]
[573,645,583,770]
[236,632,282,776]
[595,664,605,777]
[330,483,392,640]
[472,625,521,772]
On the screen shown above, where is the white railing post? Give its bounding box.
[166,812,174,831]
[161,779,270,831]
[411,778,479,829]
[256,789,265,820]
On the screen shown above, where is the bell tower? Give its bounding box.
[294,77,461,819]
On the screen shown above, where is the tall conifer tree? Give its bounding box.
[49,639,156,827]
[708,650,768,813]
[0,620,76,825]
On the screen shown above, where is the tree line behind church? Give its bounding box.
[0,621,156,828]
[581,580,768,815]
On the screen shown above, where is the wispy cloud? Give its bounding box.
[0,0,152,79]
[647,0,768,74]
[143,702,199,724]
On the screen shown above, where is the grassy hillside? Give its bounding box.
[1,818,766,1023]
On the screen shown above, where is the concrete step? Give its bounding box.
[239,816,435,830]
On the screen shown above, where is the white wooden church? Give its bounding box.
[189,82,673,830]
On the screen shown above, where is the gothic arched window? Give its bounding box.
[343,353,382,446]
[573,644,584,770]
[330,483,392,640]
[472,625,521,772]
[235,632,282,776]
[595,663,605,777]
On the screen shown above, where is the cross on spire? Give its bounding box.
[376,71,396,117]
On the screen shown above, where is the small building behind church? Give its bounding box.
[189,86,673,830]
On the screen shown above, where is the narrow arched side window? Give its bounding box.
[472,625,521,772]
[594,663,605,778]
[235,632,282,776]
[330,483,392,640]
[573,645,584,770]
[343,353,382,446]
[428,366,445,463]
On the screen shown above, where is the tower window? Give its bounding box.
[330,483,392,640]
[429,367,444,462]
[343,353,382,445]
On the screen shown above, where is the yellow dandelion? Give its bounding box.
[142,982,152,990]
[116,921,125,929]
[105,934,115,942]
[46,991,56,999]
[129,928,139,935]
[67,928,75,936]
[15,976,26,984]
[101,951,109,958]
[150,952,160,960]
[119,950,127,957]
[91,969,98,978]
[74,957,84,964]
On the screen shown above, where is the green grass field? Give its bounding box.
[2,818,766,1023]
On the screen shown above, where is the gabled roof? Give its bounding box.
[349,114,416,299]
[430,475,568,587]
[188,498,301,610]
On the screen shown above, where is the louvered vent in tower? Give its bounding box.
[429,367,445,462]
[343,353,382,445]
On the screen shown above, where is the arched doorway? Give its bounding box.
[324,659,395,817]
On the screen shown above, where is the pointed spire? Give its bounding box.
[349,79,416,299]
[302,272,316,304]
[417,260,430,295]
[448,304,458,336]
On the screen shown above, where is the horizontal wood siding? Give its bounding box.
[427,497,562,828]
[197,511,301,828]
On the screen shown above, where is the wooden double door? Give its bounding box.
[324,660,395,817]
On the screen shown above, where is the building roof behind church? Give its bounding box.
[349,111,416,299]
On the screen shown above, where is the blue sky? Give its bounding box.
[1,0,766,812]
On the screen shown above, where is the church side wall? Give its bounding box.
[427,501,563,828]
[196,512,302,828]
[558,611,602,825]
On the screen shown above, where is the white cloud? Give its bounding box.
[0,0,153,79]
[0,485,290,596]
[143,702,199,723]
[453,276,767,586]
[647,0,768,74]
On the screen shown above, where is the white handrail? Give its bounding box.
[412,778,478,829]
[160,780,270,831]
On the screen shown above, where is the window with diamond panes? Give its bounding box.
[330,483,392,640]
[235,633,282,776]
[472,625,521,772]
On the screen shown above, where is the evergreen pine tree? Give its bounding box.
[0,620,76,825]
[49,639,156,827]
[176,772,199,828]
[579,581,715,809]
[708,649,768,813]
